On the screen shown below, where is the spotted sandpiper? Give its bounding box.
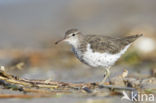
[55,29,143,84]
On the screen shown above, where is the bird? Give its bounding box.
[55,28,143,84]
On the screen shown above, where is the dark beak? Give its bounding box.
[55,38,65,45]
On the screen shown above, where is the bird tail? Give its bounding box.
[120,34,143,46]
[125,34,143,40]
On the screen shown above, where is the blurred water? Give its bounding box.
[0,0,156,48]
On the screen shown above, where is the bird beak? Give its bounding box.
[55,38,65,45]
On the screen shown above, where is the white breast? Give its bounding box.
[81,44,130,68]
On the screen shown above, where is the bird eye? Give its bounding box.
[72,34,75,36]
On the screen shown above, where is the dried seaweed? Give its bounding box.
[0,68,155,99]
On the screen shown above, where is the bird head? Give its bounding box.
[55,29,82,47]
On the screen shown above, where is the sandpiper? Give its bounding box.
[55,29,143,84]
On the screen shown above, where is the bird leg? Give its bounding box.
[100,68,110,85]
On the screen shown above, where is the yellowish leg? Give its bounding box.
[100,68,110,85]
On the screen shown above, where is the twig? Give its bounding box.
[0,69,137,95]
[98,85,136,91]
[0,94,51,98]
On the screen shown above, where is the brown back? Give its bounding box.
[79,34,143,54]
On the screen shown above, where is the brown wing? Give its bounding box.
[84,35,121,54]
[84,34,143,54]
